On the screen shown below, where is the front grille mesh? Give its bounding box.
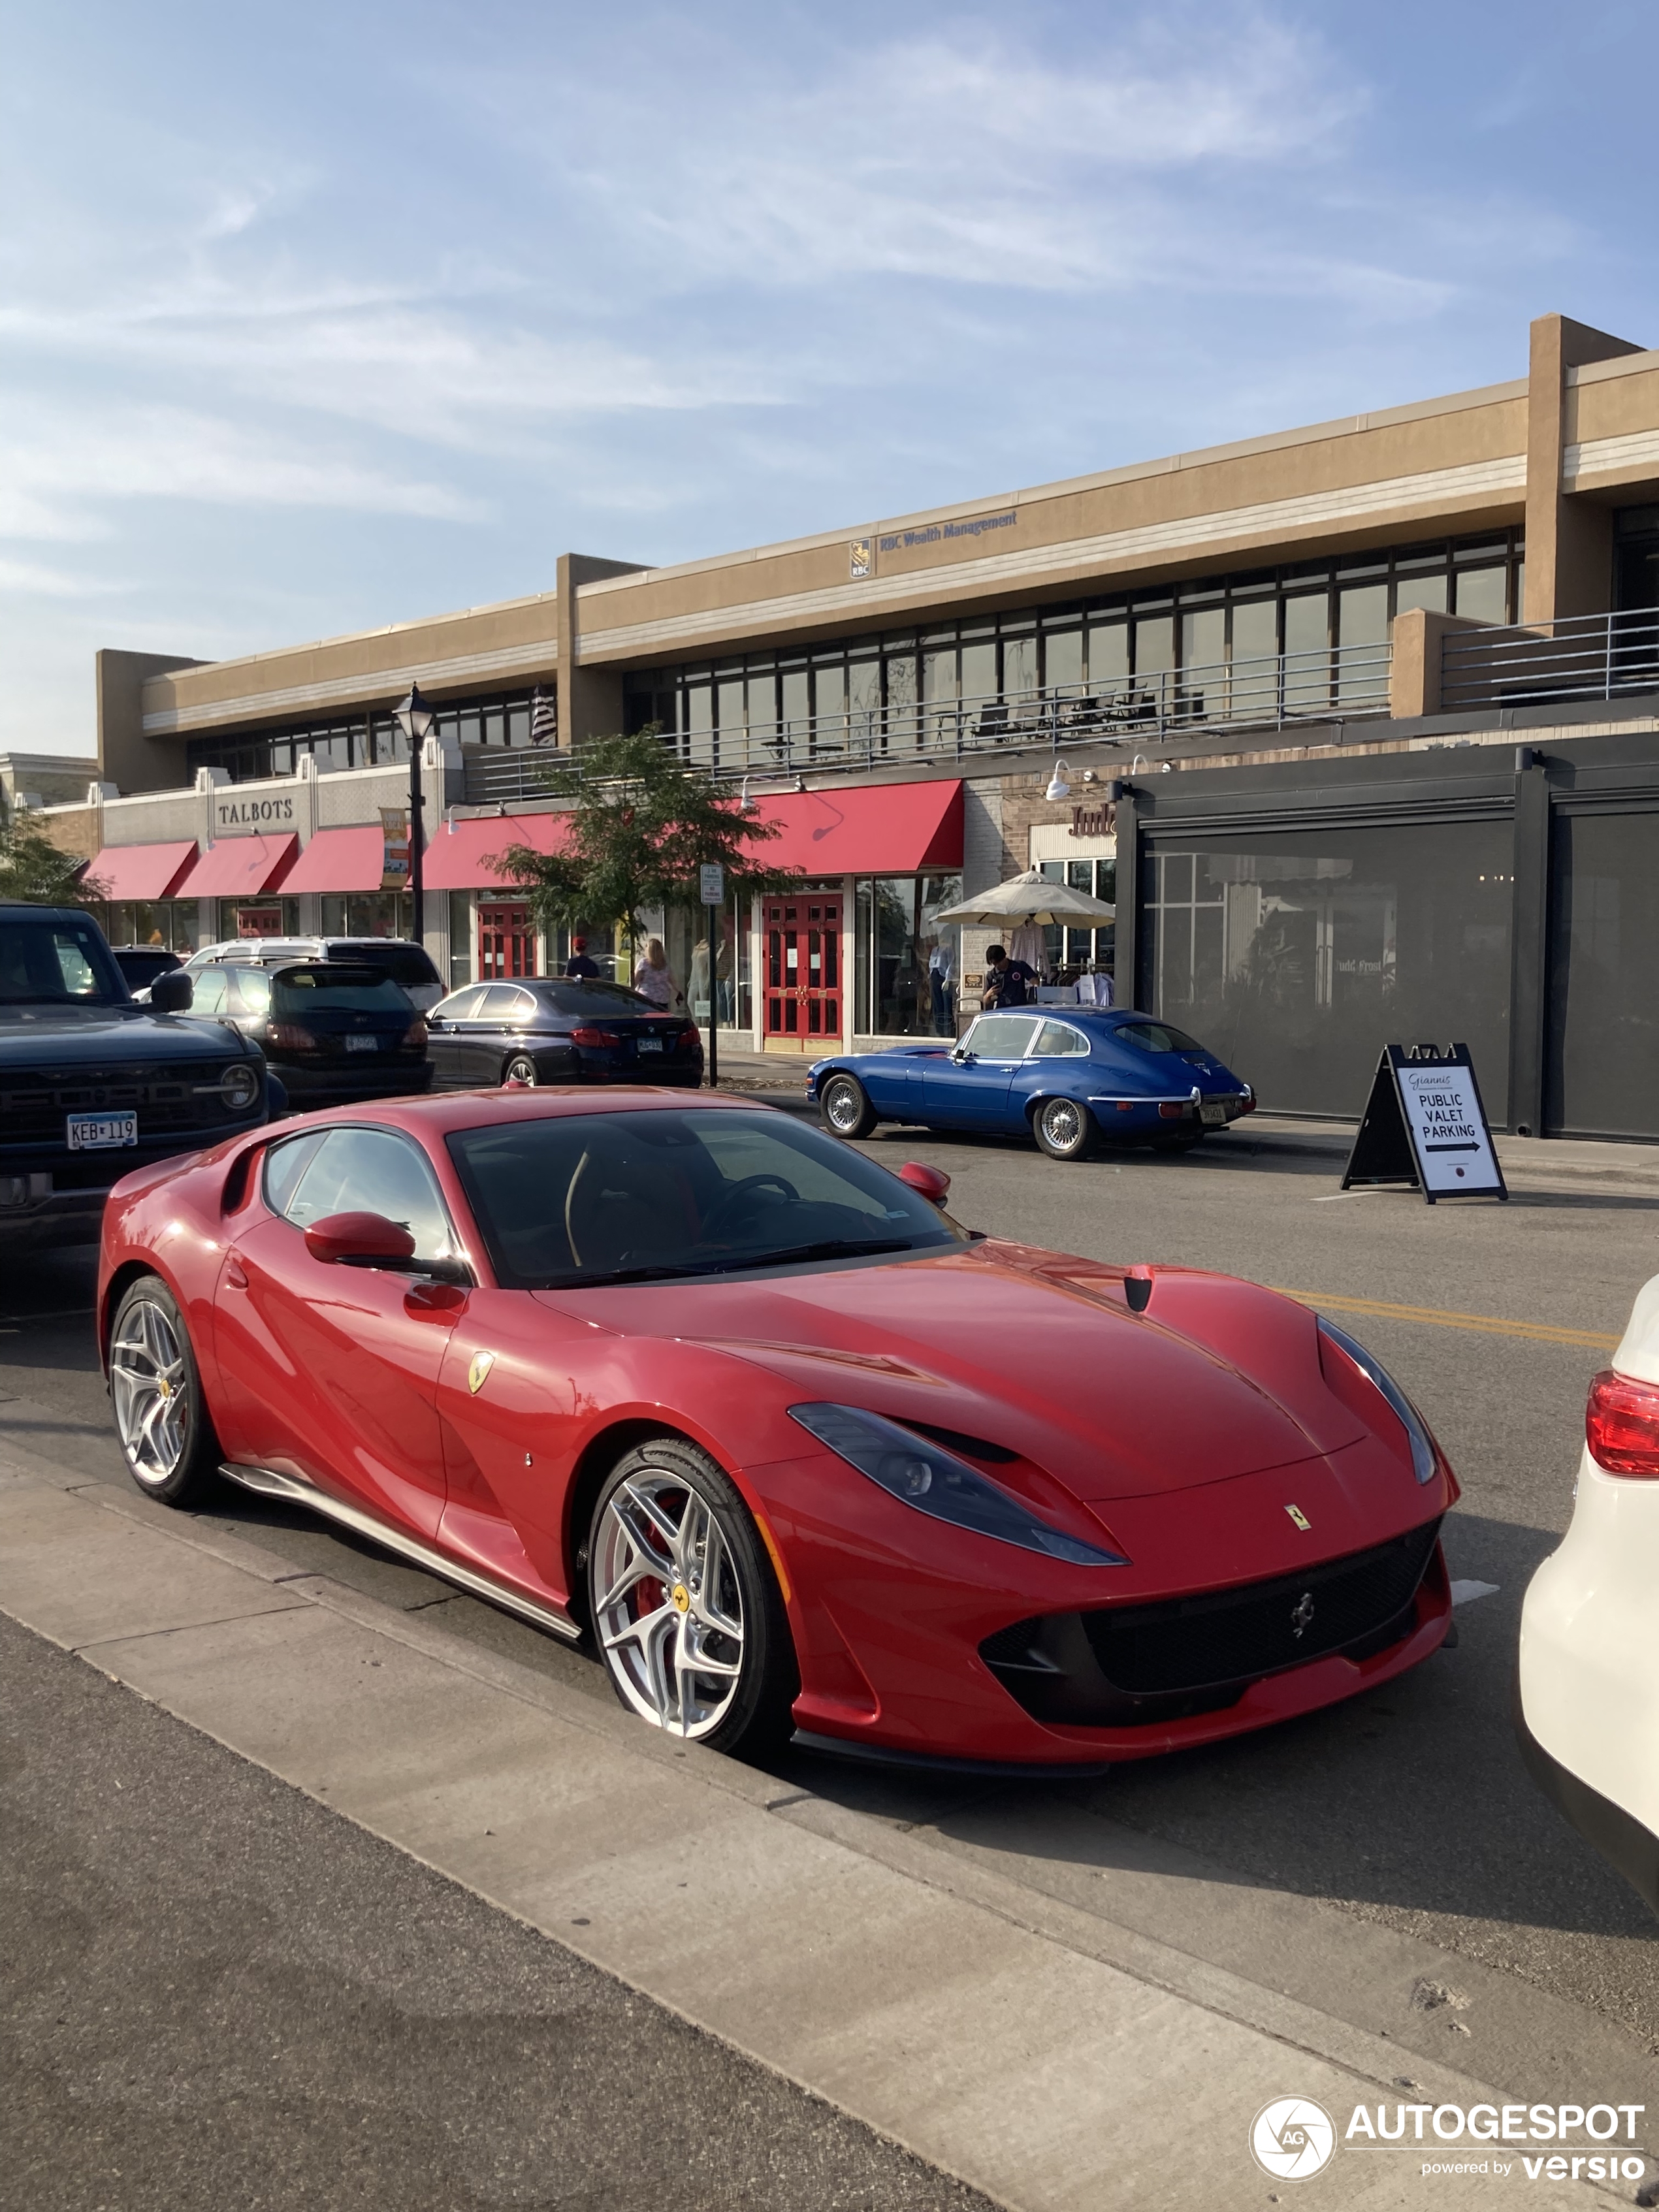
[0,1059,247,1141]
[1081,1519,1442,1694]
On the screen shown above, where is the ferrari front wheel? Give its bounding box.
[1033,1095,1097,1161]
[108,1275,221,1507]
[588,1439,799,1757]
[819,1072,875,1140]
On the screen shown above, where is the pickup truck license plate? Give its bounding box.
[638,1037,664,1053]
[1200,1102,1228,1126]
[67,1111,138,1151]
[345,1034,379,1053]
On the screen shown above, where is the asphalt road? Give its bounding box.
[4,1111,1658,2129]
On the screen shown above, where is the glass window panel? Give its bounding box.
[506,702,530,744]
[482,706,506,745]
[1394,573,1449,617]
[717,675,745,729]
[781,667,811,728]
[1453,566,1507,624]
[1394,542,1448,571]
[1142,825,1511,1121]
[959,637,997,701]
[1548,811,1659,1136]
[1003,633,1038,700]
[1086,618,1128,688]
[1181,606,1225,671]
[747,669,777,729]
[1044,628,1082,692]
[1454,538,1507,564]
[1133,614,1174,673]
[1282,594,1329,655]
[922,646,957,701]
[458,709,482,746]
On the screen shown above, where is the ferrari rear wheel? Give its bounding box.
[502,1052,539,1086]
[820,1073,875,1140]
[1033,1095,1097,1161]
[108,1276,220,1508]
[588,1439,798,1757]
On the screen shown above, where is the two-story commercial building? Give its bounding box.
[31,310,1659,1139]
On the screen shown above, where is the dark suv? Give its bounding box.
[0,904,272,1249]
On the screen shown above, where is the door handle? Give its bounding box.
[225,1257,250,1289]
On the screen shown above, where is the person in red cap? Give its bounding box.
[565,935,601,980]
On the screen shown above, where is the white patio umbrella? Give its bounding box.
[933,868,1116,927]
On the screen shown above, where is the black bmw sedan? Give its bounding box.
[425,977,704,1089]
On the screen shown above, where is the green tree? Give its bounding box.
[0,800,105,906]
[493,730,799,963]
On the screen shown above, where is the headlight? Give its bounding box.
[1317,1316,1437,1484]
[788,1402,1127,1565]
[219,1062,260,1113]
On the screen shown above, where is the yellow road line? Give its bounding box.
[1270,1287,1619,1352]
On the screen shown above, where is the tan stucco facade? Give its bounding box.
[99,311,1659,783]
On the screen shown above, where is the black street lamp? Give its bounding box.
[394,686,437,944]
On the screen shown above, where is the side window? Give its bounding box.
[263,1130,327,1217]
[190,969,228,1014]
[231,969,272,1016]
[965,1014,1040,1059]
[433,987,483,1022]
[53,933,100,998]
[278,1127,458,1264]
[1033,1021,1089,1057]
[475,985,526,1023]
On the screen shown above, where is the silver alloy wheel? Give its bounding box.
[1040,1097,1084,1153]
[504,1053,538,1086]
[593,1470,745,1739]
[824,1077,864,1134]
[110,1296,190,1486]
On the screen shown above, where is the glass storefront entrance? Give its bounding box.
[1547,808,1659,1139]
[1142,824,1513,1121]
[853,874,962,1036]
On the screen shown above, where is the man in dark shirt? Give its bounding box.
[565,935,601,980]
[982,944,1038,1008]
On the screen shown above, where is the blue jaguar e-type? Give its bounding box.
[807,1008,1254,1161]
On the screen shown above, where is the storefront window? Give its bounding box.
[854,874,961,1037]
[448,892,474,987]
[97,899,205,955]
[1142,826,1512,1121]
[320,893,412,940]
[1547,809,1659,1139]
[228,899,299,940]
[1037,859,1116,976]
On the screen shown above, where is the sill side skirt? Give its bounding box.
[216,1461,583,1643]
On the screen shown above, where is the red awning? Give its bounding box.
[423,812,570,891]
[281,826,393,895]
[84,841,199,903]
[754,778,963,875]
[173,833,298,901]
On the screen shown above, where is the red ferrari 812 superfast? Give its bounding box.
[98,1088,1457,1767]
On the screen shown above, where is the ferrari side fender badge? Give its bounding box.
[468,1350,496,1396]
[1284,1503,1312,1531]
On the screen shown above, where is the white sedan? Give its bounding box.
[1517,1275,1659,1914]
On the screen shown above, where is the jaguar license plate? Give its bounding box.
[1200,1102,1229,1126]
[638,1037,664,1053]
[345,1034,379,1053]
[67,1111,138,1151]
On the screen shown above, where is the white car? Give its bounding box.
[1517,1275,1659,1915]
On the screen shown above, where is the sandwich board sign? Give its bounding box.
[1340,1043,1507,1204]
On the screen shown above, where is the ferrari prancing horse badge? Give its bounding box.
[468,1350,496,1395]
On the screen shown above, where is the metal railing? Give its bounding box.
[459,637,1391,803]
[1441,610,1659,714]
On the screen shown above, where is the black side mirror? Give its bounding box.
[150,970,193,1012]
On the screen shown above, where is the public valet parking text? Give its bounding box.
[1348,2100,1646,2184]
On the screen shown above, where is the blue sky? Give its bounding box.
[3,0,1655,755]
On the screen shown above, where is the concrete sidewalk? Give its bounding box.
[0,1441,1638,2211]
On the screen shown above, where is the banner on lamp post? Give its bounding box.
[379,809,411,893]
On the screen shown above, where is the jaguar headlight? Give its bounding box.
[1317,1316,1438,1484]
[788,1402,1127,1565]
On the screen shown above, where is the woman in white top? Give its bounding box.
[634,937,681,1011]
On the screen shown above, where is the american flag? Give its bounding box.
[530,684,557,746]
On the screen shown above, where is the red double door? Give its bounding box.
[764,893,842,1044]
[477,903,538,980]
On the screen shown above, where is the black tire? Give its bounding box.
[587,1437,799,1759]
[819,1072,876,1140]
[502,1052,539,1087]
[1149,1128,1205,1152]
[107,1275,222,1507]
[1032,1095,1097,1161]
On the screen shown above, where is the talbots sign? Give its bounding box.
[214,792,297,834]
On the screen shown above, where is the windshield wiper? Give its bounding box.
[548,1236,918,1289]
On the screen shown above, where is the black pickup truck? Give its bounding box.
[0,903,275,1250]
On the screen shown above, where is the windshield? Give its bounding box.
[271,966,412,1015]
[0,918,127,1006]
[1114,1019,1205,1055]
[447,1108,965,1289]
[536,980,657,1018]
[334,943,442,988]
